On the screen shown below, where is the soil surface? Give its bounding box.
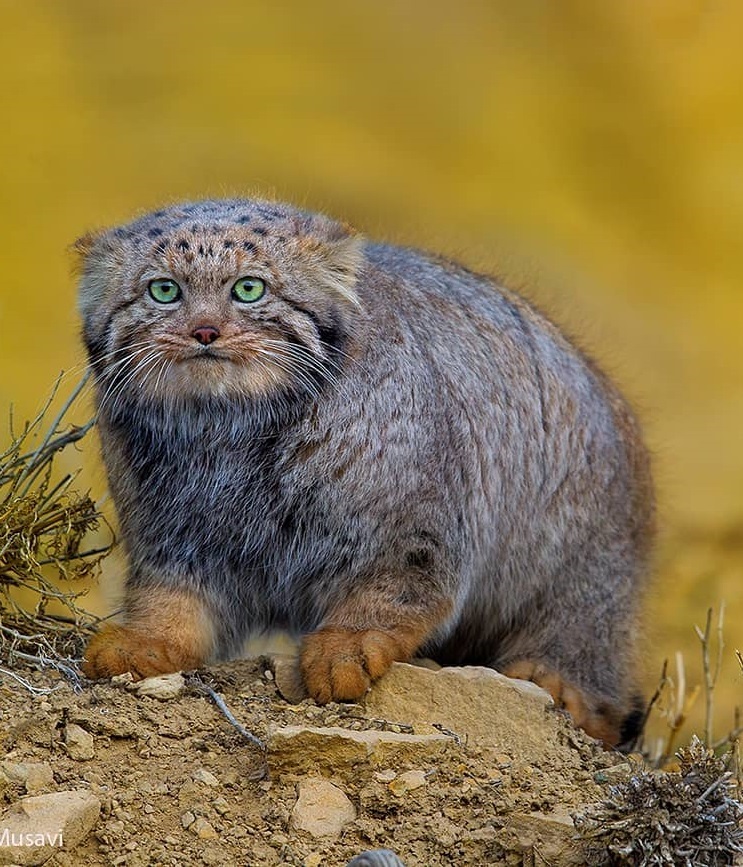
[0,658,626,866]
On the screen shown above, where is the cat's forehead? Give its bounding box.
[109,200,308,278]
[113,199,298,245]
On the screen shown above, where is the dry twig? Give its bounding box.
[0,373,112,667]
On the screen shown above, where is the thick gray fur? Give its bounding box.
[77,198,654,722]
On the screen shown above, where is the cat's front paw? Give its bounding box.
[300,628,405,704]
[82,624,198,680]
[502,659,623,746]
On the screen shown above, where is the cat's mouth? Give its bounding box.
[185,349,229,363]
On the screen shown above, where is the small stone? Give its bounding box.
[388,770,427,795]
[269,654,308,703]
[374,770,397,784]
[193,768,219,787]
[269,726,450,778]
[135,672,185,700]
[191,817,218,840]
[111,672,134,686]
[180,810,196,829]
[65,724,95,761]
[305,854,323,867]
[290,778,356,839]
[0,760,54,794]
[212,796,230,816]
[505,808,582,866]
[264,669,274,681]
[0,789,100,865]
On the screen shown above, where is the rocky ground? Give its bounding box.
[0,657,635,866]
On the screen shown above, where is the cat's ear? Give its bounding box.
[296,216,365,307]
[317,232,365,307]
[69,228,109,275]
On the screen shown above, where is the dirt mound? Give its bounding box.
[0,659,627,866]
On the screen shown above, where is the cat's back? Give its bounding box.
[355,240,613,423]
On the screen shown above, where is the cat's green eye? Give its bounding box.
[148,278,182,304]
[232,276,266,303]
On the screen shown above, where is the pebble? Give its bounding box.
[193,768,220,787]
[192,817,218,840]
[134,672,185,700]
[290,778,356,839]
[65,724,95,761]
[389,770,427,796]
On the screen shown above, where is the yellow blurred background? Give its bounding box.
[1,1,741,742]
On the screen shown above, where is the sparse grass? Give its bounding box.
[639,604,743,771]
[0,374,112,674]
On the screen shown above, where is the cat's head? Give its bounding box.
[75,199,364,410]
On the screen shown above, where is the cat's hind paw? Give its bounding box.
[502,659,623,746]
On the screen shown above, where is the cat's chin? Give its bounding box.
[141,357,291,402]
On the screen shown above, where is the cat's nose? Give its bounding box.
[191,326,220,346]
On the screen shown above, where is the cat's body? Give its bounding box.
[79,199,654,745]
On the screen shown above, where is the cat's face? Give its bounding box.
[76,200,363,409]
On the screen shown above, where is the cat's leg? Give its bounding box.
[82,585,217,680]
[300,576,452,704]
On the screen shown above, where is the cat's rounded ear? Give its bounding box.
[69,228,110,275]
[293,214,365,307]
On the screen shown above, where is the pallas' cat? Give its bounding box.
[78,199,654,746]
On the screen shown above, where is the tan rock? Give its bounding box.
[191,817,218,840]
[364,662,565,758]
[504,808,583,866]
[192,768,219,787]
[269,654,308,703]
[0,789,100,865]
[268,725,451,778]
[388,769,427,795]
[64,723,95,761]
[291,778,356,839]
[134,672,185,700]
[0,761,54,794]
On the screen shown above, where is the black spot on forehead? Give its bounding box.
[176,239,190,251]
[154,239,169,254]
[223,240,234,249]
[153,210,165,218]
[148,227,163,238]
[191,224,199,234]
[252,226,268,236]
[242,241,256,252]
[237,215,252,224]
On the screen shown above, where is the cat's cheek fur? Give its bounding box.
[81,587,216,679]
